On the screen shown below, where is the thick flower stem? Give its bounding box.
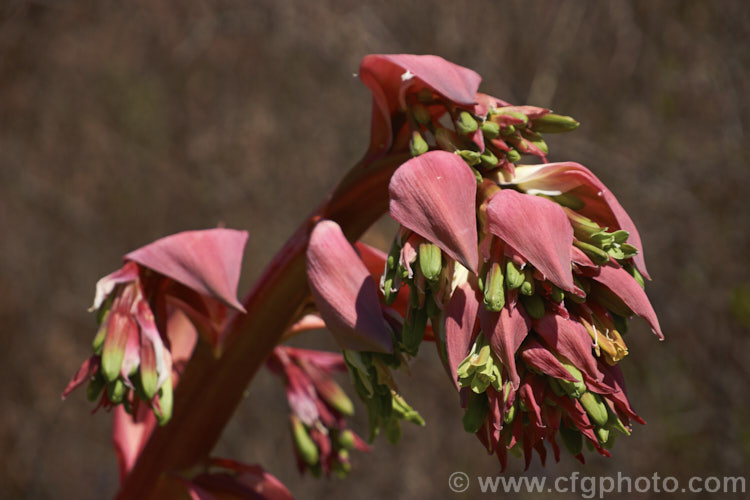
[117,152,409,499]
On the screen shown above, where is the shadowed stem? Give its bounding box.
[118,152,409,499]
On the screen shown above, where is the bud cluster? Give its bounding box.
[373,62,661,469]
[343,350,425,445]
[381,228,454,357]
[405,88,578,176]
[267,346,371,477]
[63,262,174,424]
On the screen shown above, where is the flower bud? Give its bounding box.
[579,391,609,427]
[483,262,506,312]
[480,121,500,139]
[520,293,545,319]
[384,417,402,444]
[520,269,535,296]
[319,380,355,417]
[402,300,428,355]
[418,243,443,282]
[494,109,528,125]
[333,450,352,478]
[595,426,610,445]
[532,139,549,155]
[548,377,566,397]
[505,261,525,290]
[629,266,645,288]
[557,361,586,399]
[550,285,565,303]
[291,416,319,466]
[456,111,478,135]
[337,429,356,450]
[101,314,131,383]
[530,113,580,133]
[503,401,517,425]
[500,125,517,136]
[601,432,616,450]
[381,239,404,305]
[91,317,108,356]
[391,392,425,426]
[409,131,429,157]
[549,193,585,210]
[459,150,482,166]
[155,376,173,426]
[480,149,499,168]
[573,240,610,265]
[106,378,126,404]
[506,149,521,163]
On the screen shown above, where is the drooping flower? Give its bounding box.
[305,219,392,353]
[357,53,662,468]
[266,346,369,477]
[63,229,248,425]
[304,219,425,443]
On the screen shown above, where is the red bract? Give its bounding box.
[506,162,650,278]
[486,189,577,294]
[444,278,480,389]
[534,312,604,383]
[588,261,662,338]
[125,229,249,312]
[389,150,479,272]
[360,54,482,158]
[480,299,531,390]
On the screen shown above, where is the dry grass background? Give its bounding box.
[1,1,748,498]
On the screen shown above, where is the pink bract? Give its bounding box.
[306,220,392,353]
[389,150,479,272]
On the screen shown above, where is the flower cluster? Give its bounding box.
[266,346,371,477]
[65,54,665,494]
[63,229,248,425]
[306,54,662,469]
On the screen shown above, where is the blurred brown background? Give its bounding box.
[1,1,748,498]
